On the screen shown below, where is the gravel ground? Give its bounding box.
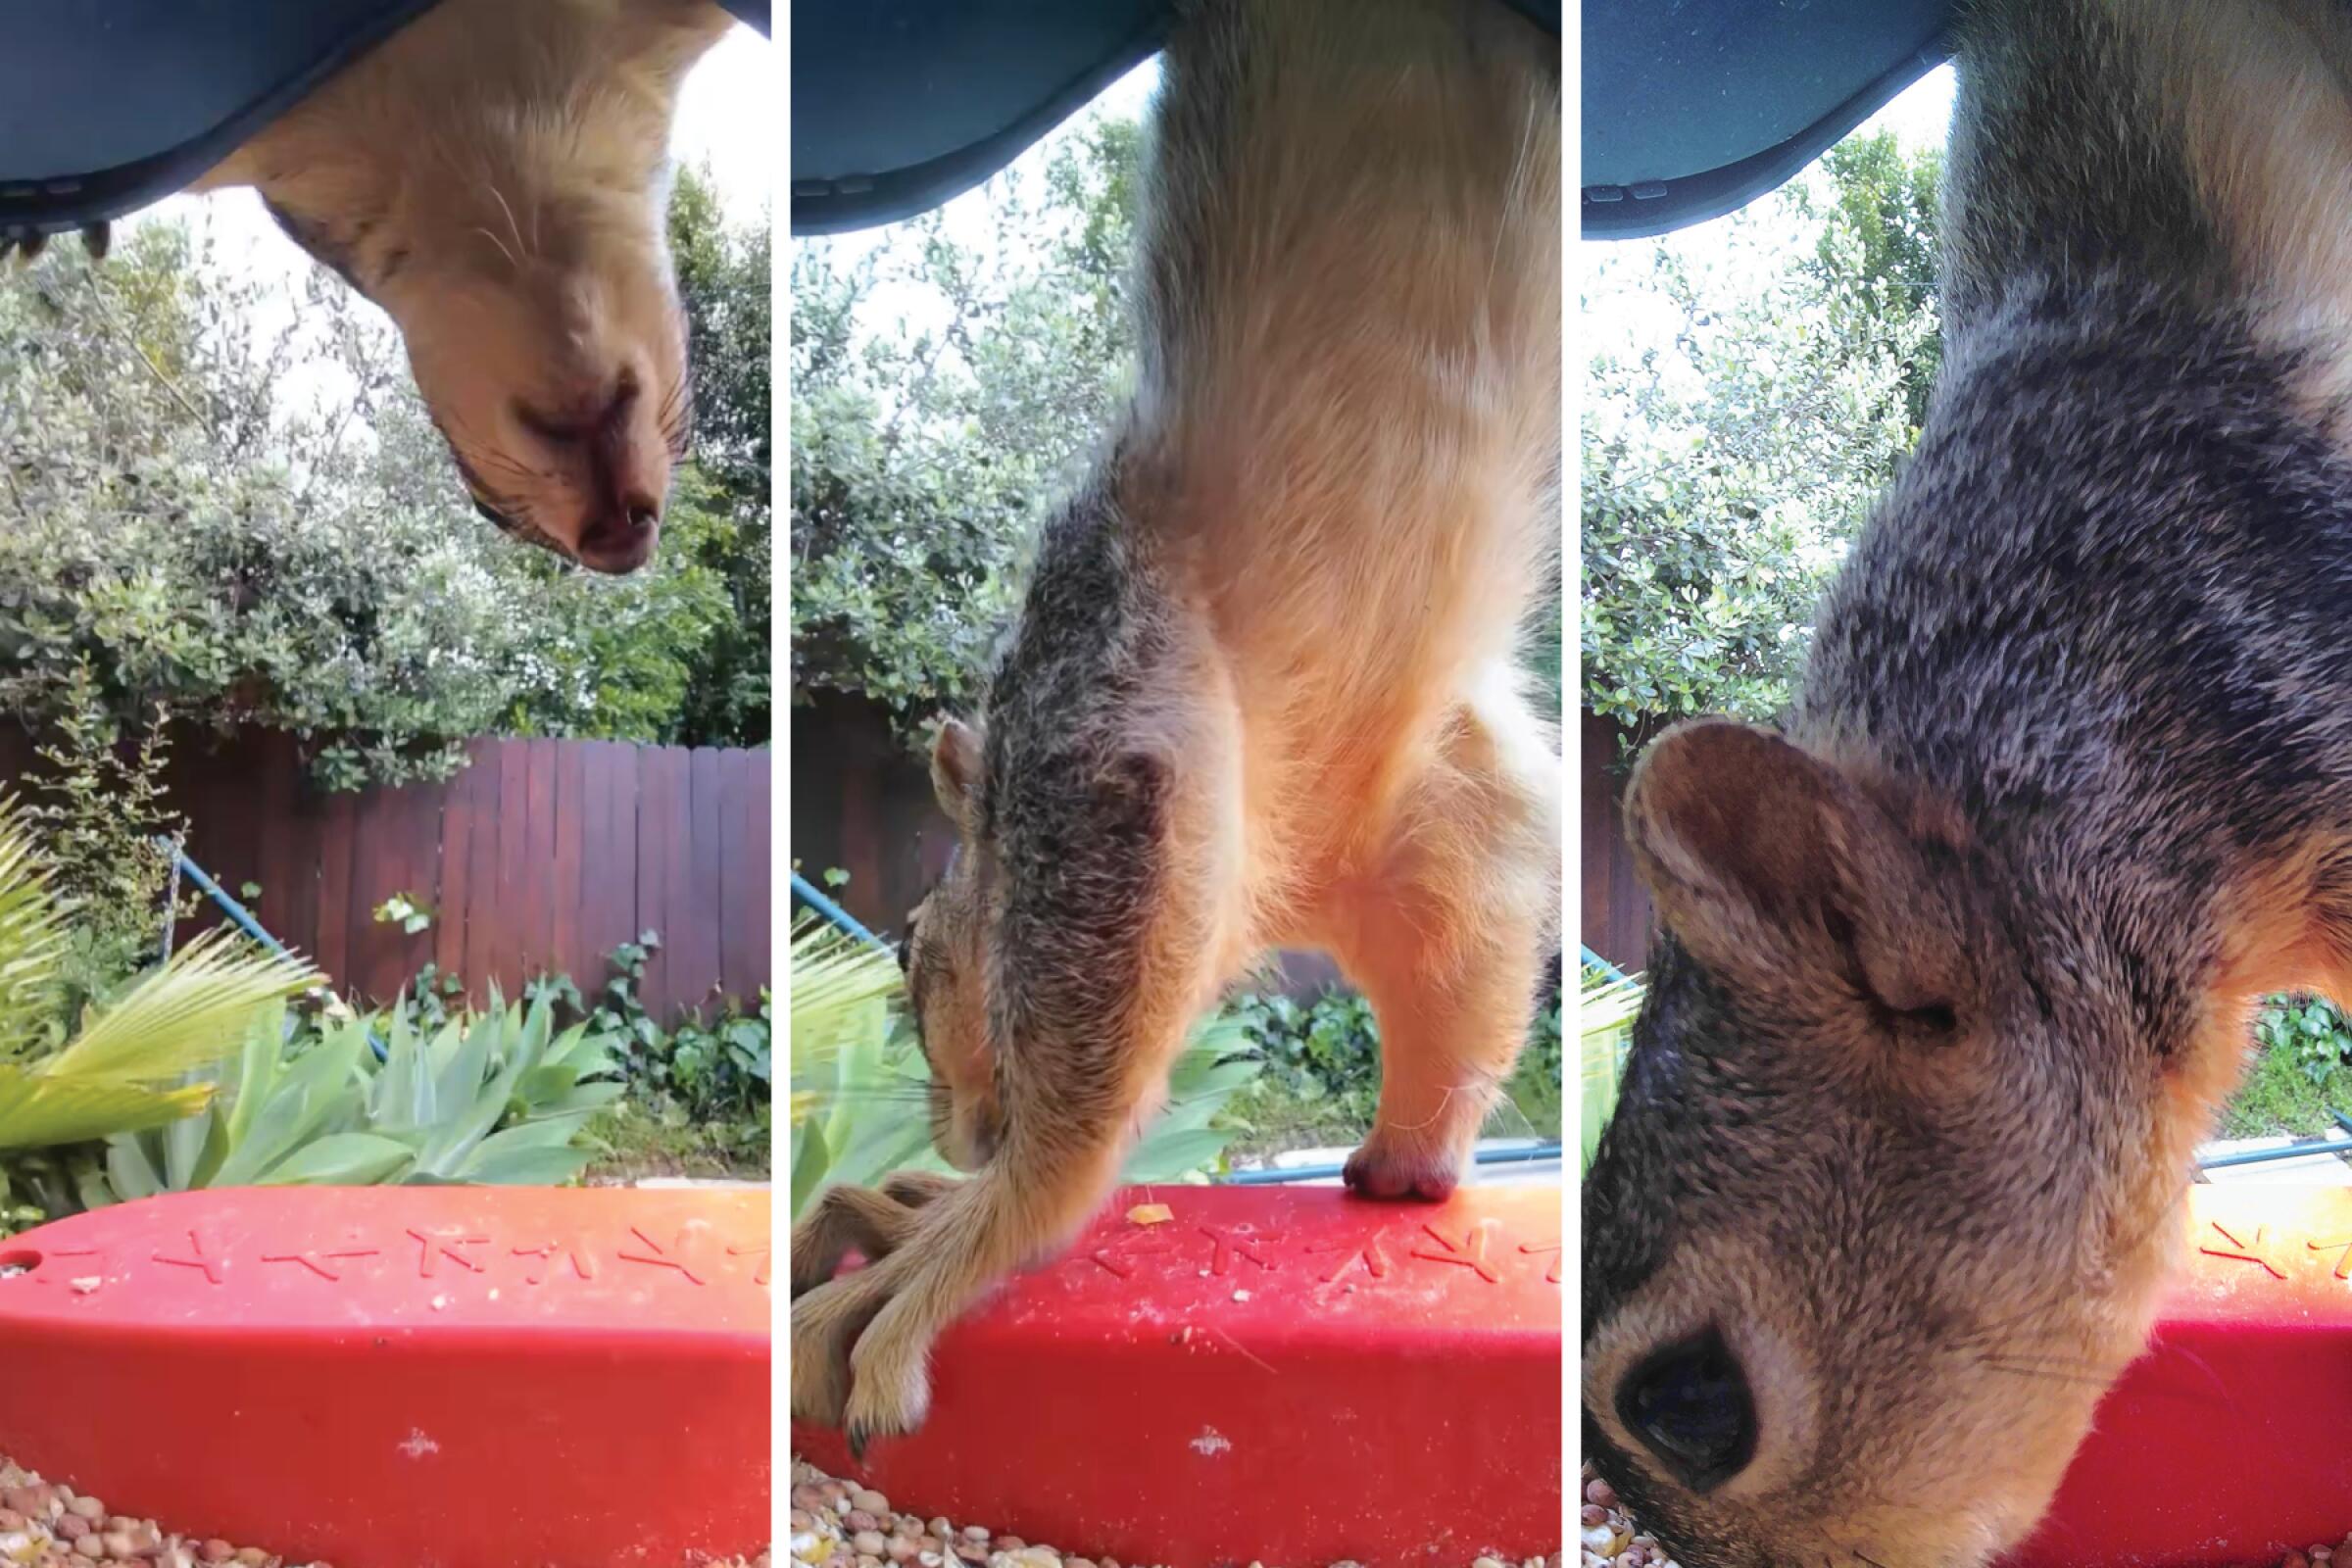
[789,1454,1553,1568]
[1579,1459,2352,1568]
[0,1454,768,1568]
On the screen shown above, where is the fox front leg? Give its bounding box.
[790,1143,1125,1451]
[788,1169,962,1298]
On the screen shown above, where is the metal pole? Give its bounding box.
[157,833,183,963]
[156,838,386,1062]
[1221,1142,1565,1186]
[790,869,892,952]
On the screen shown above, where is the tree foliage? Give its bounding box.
[790,117,1140,737]
[1581,135,1941,752]
[666,168,773,746]
[0,172,769,791]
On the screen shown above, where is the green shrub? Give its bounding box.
[1230,990,1383,1122]
[787,911,1261,1218]
[101,989,622,1200]
[1227,984,1564,1146]
[2256,993,2352,1088]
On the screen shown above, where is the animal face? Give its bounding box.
[201,0,730,572]
[903,717,1004,1171]
[1582,721,2172,1568]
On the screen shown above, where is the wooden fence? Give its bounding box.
[1581,710,1653,974]
[0,728,770,1021]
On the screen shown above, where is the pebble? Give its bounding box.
[788,1450,1563,1568]
[0,1449,769,1568]
[1584,1455,2352,1568]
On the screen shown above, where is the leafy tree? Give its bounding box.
[790,117,1140,738]
[1803,130,1944,429]
[666,167,773,746]
[1581,143,1940,755]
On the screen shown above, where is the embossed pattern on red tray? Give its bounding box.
[794,1182,1561,1568]
[2003,1185,2352,1568]
[0,1186,769,1568]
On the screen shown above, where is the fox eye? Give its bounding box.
[1617,1326,1757,1494]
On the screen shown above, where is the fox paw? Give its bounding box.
[788,1261,936,1454]
[1342,1136,1463,1202]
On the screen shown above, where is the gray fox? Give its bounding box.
[791,0,1561,1449]
[1585,0,2352,1563]
[16,0,731,572]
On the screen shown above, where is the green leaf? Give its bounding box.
[0,1068,213,1150]
[1121,1128,1230,1183]
[256,1132,417,1187]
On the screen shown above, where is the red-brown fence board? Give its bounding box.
[0,726,767,1023]
[1581,710,1653,974]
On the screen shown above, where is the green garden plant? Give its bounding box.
[1227,983,1566,1151]
[100,989,623,1200]
[787,909,1264,1218]
[2255,993,2352,1089]
[1580,965,1645,1174]
[0,795,314,1157]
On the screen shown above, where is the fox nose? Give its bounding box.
[514,374,666,573]
[577,499,661,574]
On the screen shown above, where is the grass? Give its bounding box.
[1217,1083,1369,1162]
[583,1100,767,1183]
[2216,1043,2352,1140]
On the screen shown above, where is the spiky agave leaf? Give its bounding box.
[787,911,903,1127]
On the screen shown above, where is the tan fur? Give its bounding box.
[2104,0,2352,432]
[192,0,731,571]
[791,0,1559,1448]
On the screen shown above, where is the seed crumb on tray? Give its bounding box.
[1581,1458,2352,1568]
[0,1454,768,1568]
[791,1453,1553,1568]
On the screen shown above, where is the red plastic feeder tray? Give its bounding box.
[2004,1184,2352,1567]
[0,1185,771,1568]
[793,1182,1562,1567]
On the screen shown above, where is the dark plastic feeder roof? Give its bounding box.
[0,1,772,243]
[789,0,1562,237]
[1582,0,1953,239]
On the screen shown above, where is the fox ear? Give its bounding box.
[1625,720,1967,1019]
[930,718,983,828]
